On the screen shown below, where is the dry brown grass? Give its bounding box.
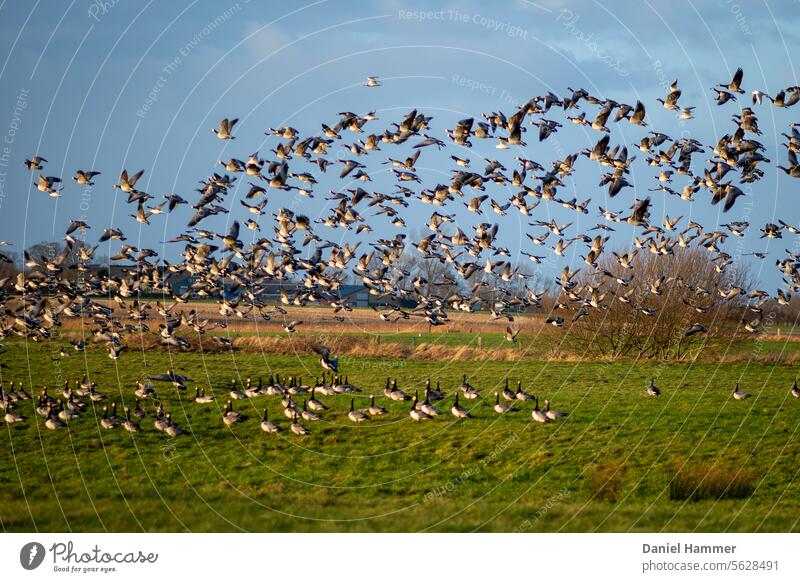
[66,300,539,335]
[52,300,800,363]
[669,460,759,501]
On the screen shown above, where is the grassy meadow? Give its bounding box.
[1,332,800,533]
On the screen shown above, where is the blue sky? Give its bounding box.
[0,0,798,290]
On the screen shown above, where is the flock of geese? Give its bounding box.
[2,368,798,434]
[0,67,799,403]
[0,368,570,434]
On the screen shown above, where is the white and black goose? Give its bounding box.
[450,392,470,418]
[260,408,280,433]
[501,378,516,401]
[420,389,440,417]
[646,378,661,397]
[290,411,310,435]
[409,396,432,421]
[223,400,244,426]
[494,392,516,414]
[732,382,751,400]
[532,397,550,423]
[543,399,567,420]
[301,399,321,422]
[368,395,387,416]
[348,398,368,423]
[515,381,534,401]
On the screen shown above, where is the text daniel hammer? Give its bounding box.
[643,542,737,554]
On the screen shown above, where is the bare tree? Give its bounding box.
[567,246,753,360]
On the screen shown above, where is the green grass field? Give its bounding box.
[2,337,800,532]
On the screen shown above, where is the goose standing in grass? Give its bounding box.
[515,381,534,401]
[501,378,516,401]
[646,378,661,397]
[429,380,446,401]
[36,396,50,417]
[121,407,140,432]
[132,400,146,419]
[164,414,184,437]
[282,396,297,419]
[195,387,215,404]
[420,388,440,417]
[543,399,567,420]
[266,376,285,396]
[450,392,470,418]
[288,376,309,395]
[59,400,80,421]
[732,382,751,400]
[338,376,360,394]
[532,397,550,423]
[386,378,410,401]
[3,404,24,424]
[290,411,310,435]
[367,395,387,416]
[154,405,169,432]
[301,399,321,422]
[348,398,368,423]
[260,408,280,433]
[462,382,479,400]
[244,377,262,398]
[45,406,65,430]
[791,378,800,398]
[223,401,243,426]
[15,383,30,400]
[109,403,122,425]
[88,386,105,402]
[494,392,516,414]
[460,374,475,396]
[459,375,479,400]
[100,406,117,429]
[134,381,156,400]
[228,379,246,400]
[409,396,432,421]
[307,386,327,412]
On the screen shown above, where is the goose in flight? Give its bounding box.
[213,117,238,140]
[35,175,62,196]
[73,170,101,185]
[717,67,744,94]
[24,156,47,170]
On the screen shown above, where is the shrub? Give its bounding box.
[669,462,757,501]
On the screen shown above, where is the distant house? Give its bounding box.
[335,284,370,308]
